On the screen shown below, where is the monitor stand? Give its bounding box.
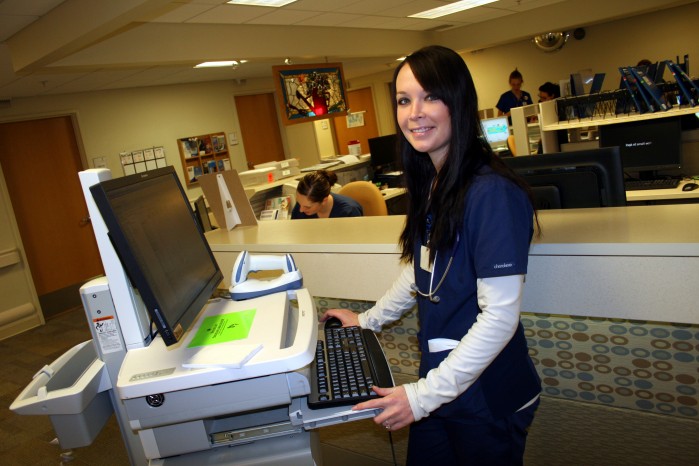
[637,170,661,181]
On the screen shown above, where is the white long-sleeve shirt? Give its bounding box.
[358,265,525,422]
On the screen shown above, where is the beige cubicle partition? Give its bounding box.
[207,204,699,324]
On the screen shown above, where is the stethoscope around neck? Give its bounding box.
[410,233,460,304]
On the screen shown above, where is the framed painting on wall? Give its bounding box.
[272,63,349,126]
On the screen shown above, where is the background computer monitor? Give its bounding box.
[503,147,627,209]
[368,134,399,172]
[481,116,510,149]
[90,167,223,346]
[598,117,682,179]
[193,194,214,232]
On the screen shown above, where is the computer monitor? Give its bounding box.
[598,117,682,180]
[503,147,627,209]
[481,116,510,150]
[193,194,214,232]
[368,134,399,172]
[90,167,223,346]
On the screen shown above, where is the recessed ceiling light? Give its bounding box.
[409,0,498,19]
[226,0,297,6]
[195,61,239,68]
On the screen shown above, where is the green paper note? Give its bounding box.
[188,309,256,347]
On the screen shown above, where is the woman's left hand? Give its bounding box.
[353,385,415,431]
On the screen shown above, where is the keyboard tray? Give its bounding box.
[308,326,394,410]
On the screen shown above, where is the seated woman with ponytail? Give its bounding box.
[291,170,363,219]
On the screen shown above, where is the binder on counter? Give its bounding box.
[666,60,698,107]
[618,67,647,113]
[630,66,671,111]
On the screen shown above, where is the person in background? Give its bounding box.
[537,81,565,153]
[496,68,533,117]
[323,45,541,465]
[538,81,561,102]
[291,170,363,219]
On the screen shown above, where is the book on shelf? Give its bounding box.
[212,135,226,152]
[183,139,199,157]
[619,67,652,113]
[666,60,698,107]
[630,66,671,111]
[207,160,217,174]
[264,196,292,220]
[589,73,605,94]
[259,209,280,221]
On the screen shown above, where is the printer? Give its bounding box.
[10,168,382,465]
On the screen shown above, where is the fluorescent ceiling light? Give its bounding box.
[227,0,297,6]
[195,61,239,68]
[410,0,498,19]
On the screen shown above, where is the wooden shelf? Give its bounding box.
[178,132,231,187]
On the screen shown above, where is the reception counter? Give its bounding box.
[206,204,699,325]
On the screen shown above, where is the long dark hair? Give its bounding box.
[393,45,537,263]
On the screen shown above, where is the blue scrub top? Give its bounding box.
[413,167,540,419]
[291,193,363,219]
[496,90,533,114]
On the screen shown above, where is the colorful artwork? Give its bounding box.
[272,63,348,125]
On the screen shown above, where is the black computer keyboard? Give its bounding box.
[624,179,680,191]
[308,325,394,409]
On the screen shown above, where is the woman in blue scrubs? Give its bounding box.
[291,170,363,219]
[323,45,541,465]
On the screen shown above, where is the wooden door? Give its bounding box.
[332,87,380,155]
[0,116,104,317]
[234,93,285,169]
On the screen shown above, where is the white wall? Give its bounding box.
[313,119,337,158]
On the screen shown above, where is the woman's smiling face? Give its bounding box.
[395,64,452,170]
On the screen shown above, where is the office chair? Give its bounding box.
[507,135,517,156]
[338,181,388,216]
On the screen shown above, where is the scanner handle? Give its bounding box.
[273,288,318,372]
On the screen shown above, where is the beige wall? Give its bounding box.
[1,2,697,189]
[464,2,699,112]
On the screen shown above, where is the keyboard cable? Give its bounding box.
[387,430,398,466]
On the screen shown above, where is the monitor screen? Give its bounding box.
[193,195,214,232]
[481,117,510,148]
[90,167,223,346]
[598,117,682,177]
[503,147,627,209]
[368,134,399,171]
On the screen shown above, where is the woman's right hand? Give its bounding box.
[320,309,360,327]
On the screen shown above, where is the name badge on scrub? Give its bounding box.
[420,245,433,272]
